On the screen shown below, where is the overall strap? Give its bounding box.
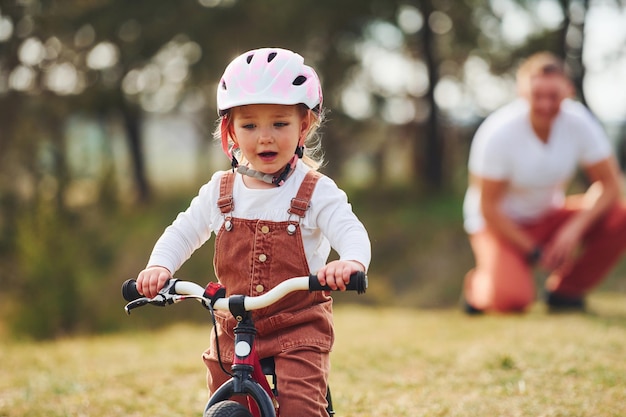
[288,170,323,217]
[217,172,235,214]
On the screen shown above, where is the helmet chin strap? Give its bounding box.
[236,165,275,184]
[237,146,303,187]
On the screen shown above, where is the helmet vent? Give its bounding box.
[292,75,307,86]
[267,52,277,62]
[246,54,254,64]
[221,80,227,90]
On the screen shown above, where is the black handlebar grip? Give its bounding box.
[309,271,367,294]
[122,279,142,301]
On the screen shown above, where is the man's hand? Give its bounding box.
[541,221,584,270]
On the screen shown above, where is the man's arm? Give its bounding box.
[542,156,622,269]
[477,174,537,257]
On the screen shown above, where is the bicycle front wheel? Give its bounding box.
[205,400,253,417]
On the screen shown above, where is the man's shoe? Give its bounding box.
[462,297,484,315]
[545,291,585,312]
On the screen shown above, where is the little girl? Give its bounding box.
[136,47,371,416]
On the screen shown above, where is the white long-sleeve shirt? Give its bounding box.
[147,160,371,275]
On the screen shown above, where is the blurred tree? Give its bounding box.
[406,0,485,190]
[3,0,623,205]
[510,0,590,104]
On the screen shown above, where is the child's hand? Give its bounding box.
[136,266,172,298]
[317,260,365,291]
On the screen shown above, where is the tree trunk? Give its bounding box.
[418,0,443,190]
[557,0,589,106]
[120,99,151,203]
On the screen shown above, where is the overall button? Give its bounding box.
[258,254,267,262]
[261,225,270,234]
[255,284,264,293]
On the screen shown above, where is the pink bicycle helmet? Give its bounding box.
[217,47,323,115]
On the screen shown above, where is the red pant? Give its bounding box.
[464,198,626,312]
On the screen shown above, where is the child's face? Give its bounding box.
[231,104,310,176]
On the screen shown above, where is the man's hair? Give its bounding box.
[516,52,571,97]
[516,52,568,82]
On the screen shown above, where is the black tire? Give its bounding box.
[205,400,253,417]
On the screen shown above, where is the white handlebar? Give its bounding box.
[173,276,311,311]
[123,272,366,315]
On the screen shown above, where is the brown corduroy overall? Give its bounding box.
[202,170,334,416]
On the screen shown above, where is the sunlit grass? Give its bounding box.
[2,293,625,417]
[330,293,626,417]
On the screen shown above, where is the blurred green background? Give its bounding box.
[1,0,625,339]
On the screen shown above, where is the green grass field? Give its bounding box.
[2,293,625,417]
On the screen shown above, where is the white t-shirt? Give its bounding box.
[147,160,371,275]
[463,98,612,234]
